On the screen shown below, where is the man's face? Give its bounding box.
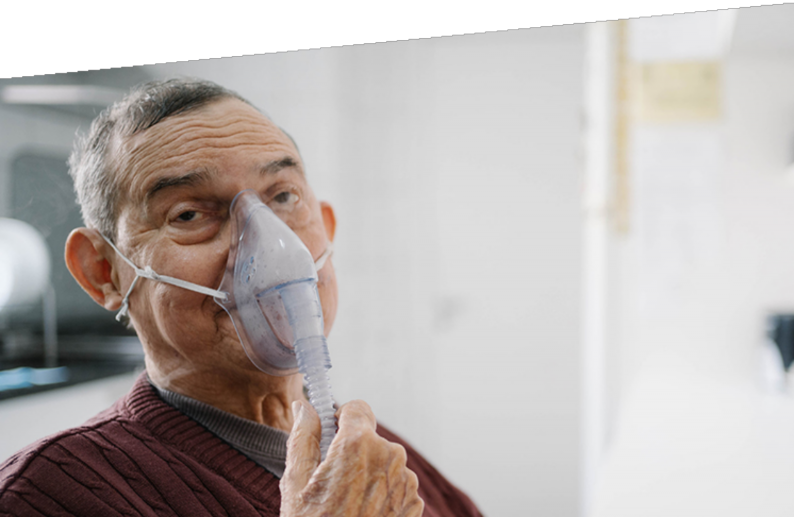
[111,98,337,381]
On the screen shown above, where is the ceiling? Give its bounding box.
[0,68,152,120]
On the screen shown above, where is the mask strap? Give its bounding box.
[101,235,228,321]
[314,242,334,272]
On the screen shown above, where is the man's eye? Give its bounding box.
[176,211,198,222]
[272,191,298,205]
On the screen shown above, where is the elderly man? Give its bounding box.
[0,79,481,516]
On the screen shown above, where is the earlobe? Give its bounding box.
[320,202,336,242]
[64,228,123,311]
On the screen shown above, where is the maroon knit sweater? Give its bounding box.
[0,373,482,516]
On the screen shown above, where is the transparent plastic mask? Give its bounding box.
[213,189,327,376]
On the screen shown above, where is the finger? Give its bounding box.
[281,400,322,496]
[335,400,377,432]
[383,444,409,513]
[404,496,425,517]
[402,469,421,512]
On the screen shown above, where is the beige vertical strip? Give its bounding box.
[614,19,630,235]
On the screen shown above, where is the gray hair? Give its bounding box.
[68,78,251,242]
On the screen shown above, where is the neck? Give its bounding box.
[146,357,306,433]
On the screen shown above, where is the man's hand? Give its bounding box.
[280,399,424,516]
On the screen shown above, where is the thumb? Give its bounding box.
[281,400,322,497]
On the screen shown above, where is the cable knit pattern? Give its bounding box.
[0,373,482,517]
[152,382,288,479]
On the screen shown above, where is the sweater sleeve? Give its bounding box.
[0,418,277,517]
[0,431,133,517]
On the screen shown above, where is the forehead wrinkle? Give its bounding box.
[123,99,294,164]
[127,113,296,169]
[129,118,280,162]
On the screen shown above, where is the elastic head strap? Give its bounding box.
[314,242,334,272]
[101,235,228,322]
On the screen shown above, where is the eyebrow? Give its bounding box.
[261,156,301,176]
[143,157,302,206]
[144,169,212,206]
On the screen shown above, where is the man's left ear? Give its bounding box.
[320,201,336,242]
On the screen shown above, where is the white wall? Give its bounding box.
[722,55,794,336]
[422,29,584,516]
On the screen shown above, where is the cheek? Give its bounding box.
[317,264,338,335]
[145,282,219,339]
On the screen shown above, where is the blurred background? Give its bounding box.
[3,4,794,515]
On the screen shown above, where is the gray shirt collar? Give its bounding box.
[149,378,288,478]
